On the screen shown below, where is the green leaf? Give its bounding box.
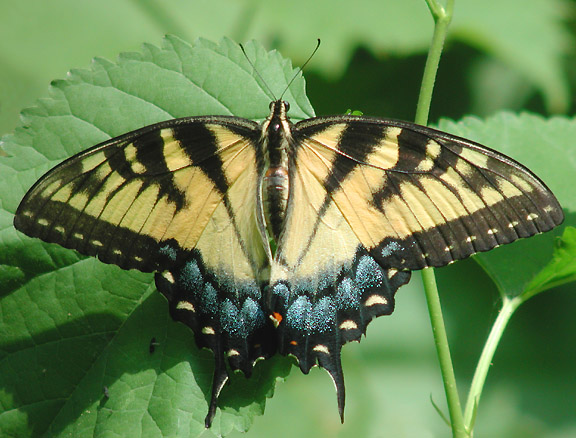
[437,113,576,298]
[523,226,576,300]
[0,36,303,438]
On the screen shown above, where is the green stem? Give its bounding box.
[416,1,467,437]
[415,0,454,126]
[463,297,522,428]
[421,269,467,437]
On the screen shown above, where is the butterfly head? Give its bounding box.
[268,99,290,118]
[263,100,293,141]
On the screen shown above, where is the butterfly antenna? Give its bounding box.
[240,43,277,101]
[280,38,321,100]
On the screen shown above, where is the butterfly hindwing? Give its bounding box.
[269,120,412,418]
[270,245,410,419]
[291,116,564,270]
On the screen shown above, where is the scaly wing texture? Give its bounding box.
[14,117,274,427]
[293,116,564,271]
[269,115,563,420]
[269,122,412,420]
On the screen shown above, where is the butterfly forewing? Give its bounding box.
[15,117,262,270]
[292,116,564,270]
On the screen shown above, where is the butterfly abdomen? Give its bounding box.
[263,166,289,241]
[261,100,293,243]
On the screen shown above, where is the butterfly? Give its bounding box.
[13,95,563,427]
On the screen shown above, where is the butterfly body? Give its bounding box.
[14,98,563,427]
[261,100,292,243]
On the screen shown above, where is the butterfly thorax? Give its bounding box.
[261,100,292,245]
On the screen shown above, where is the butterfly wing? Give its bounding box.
[291,116,564,271]
[268,121,414,419]
[269,115,563,419]
[14,117,274,427]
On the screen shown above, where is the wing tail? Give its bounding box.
[270,246,411,421]
[155,248,275,427]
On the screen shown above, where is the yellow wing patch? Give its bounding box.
[290,117,563,269]
[14,120,267,274]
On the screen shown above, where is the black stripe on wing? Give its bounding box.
[14,117,261,272]
[293,117,564,270]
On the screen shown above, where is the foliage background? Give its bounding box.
[1,0,575,437]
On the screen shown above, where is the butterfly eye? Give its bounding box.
[283,101,290,112]
[269,101,275,110]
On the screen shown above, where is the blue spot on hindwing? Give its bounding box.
[272,282,290,302]
[309,297,336,333]
[200,283,219,315]
[285,295,337,334]
[380,241,402,258]
[356,255,384,290]
[286,296,312,332]
[241,297,266,329]
[220,297,266,337]
[221,299,242,336]
[335,278,360,310]
[159,243,178,262]
[179,259,203,291]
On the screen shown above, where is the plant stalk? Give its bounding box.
[416,0,454,126]
[416,1,467,437]
[421,270,467,437]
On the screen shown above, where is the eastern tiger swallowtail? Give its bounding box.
[13,95,563,427]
